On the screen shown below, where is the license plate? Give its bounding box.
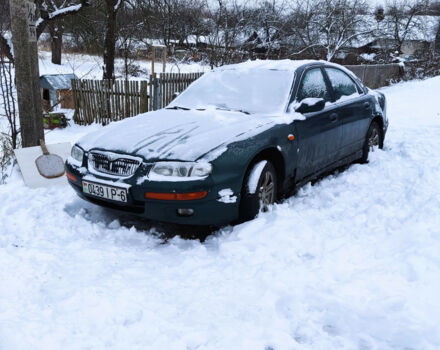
[82,181,128,203]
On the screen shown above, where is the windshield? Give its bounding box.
[169,68,294,114]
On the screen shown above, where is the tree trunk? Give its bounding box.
[435,18,440,57]
[103,7,117,79]
[30,38,44,142]
[49,22,63,65]
[8,0,43,147]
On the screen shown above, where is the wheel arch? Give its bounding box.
[371,115,384,148]
[243,147,286,196]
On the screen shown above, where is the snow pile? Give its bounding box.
[37,51,209,80]
[217,188,237,203]
[0,76,440,349]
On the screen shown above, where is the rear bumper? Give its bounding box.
[65,163,240,227]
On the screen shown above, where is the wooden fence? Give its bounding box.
[71,72,204,125]
[71,79,148,125]
[71,79,149,125]
[149,72,204,111]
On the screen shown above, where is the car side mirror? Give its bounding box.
[294,97,325,114]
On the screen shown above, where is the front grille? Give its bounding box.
[88,151,141,177]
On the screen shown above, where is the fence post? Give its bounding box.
[152,73,160,111]
[140,81,148,113]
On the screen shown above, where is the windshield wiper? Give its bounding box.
[215,107,250,115]
[166,106,190,111]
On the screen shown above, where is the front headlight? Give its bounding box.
[71,145,84,163]
[150,162,212,181]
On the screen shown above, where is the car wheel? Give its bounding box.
[360,121,382,163]
[239,160,278,222]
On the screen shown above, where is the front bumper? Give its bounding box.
[65,162,240,226]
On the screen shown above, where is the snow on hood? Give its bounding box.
[77,108,278,161]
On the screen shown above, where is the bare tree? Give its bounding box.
[202,0,249,67]
[8,0,44,147]
[0,0,14,63]
[0,3,19,151]
[288,0,372,61]
[435,17,440,56]
[0,57,19,150]
[34,0,89,64]
[101,0,124,79]
[383,0,430,54]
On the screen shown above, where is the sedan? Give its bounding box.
[65,60,388,226]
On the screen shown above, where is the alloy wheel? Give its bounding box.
[258,170,275,211]
[368,127,380,152]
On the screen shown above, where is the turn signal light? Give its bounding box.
[145,191,207,201]
[66,172,77,182]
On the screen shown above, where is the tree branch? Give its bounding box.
[36,0,89,39]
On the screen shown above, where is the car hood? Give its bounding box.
[77,108,278,161]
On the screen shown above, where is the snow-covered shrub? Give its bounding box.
[403,55,440,80]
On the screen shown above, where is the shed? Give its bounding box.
[40,73,77,111]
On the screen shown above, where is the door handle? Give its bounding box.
[329,113,338,122]
[364,102,371,109]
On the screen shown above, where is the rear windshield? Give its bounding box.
[169,68,294,114]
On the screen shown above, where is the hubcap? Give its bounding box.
[258,171,275,211]
[368,128,380,152]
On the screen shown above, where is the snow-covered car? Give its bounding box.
[65,60,388,226]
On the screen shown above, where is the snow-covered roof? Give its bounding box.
[40,74,78,91]
[351,15,439,48]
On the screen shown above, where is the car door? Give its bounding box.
[323,67,372,158]
[293,67,343,180]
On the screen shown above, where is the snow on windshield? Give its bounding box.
[169,68,295,114]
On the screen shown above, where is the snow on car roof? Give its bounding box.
[213,59,322,73]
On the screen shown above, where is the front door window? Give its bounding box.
[297,68,331,103]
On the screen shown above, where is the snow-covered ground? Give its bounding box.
[0,75,440,349]
[38,50,210,80]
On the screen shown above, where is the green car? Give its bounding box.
[65,60,387,226]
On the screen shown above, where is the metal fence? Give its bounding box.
[71,72,204,125]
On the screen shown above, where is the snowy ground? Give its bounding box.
[1,76,440,349]
[38,50,210,80]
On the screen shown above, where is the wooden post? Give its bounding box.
[151,46,155,76]
[163,46,167,73]
[9,0,43,147]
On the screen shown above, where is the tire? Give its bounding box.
[360,121,382,163]
[239,160,278,222]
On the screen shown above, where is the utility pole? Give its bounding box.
[9,0,44,147]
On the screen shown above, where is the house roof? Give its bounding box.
[350,15,439,48]
[40,74,78,91]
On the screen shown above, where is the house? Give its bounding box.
[352,15,439,60]
[39,73,77,111]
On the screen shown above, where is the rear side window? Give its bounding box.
[296,68,331,102]
[325,67,360,102]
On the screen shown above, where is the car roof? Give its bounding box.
[213,59,326,73]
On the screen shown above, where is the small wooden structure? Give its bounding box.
[40,73,78,111]
[151,45,167,75]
